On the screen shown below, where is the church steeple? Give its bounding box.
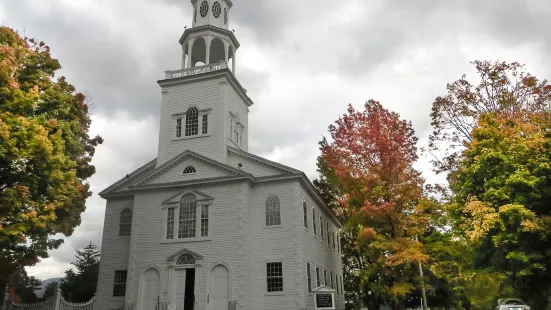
[156,0,251,167]
[177,0,238,74]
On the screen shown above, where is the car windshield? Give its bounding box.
[503,299,525,305]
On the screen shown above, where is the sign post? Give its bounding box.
[313,286,336,310]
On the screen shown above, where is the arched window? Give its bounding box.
[183,166,196,174]
[179,194,197,238]
[185,107,199,136]
[177,254,195,265]
[265,195,281,226]
[119,208,132,237]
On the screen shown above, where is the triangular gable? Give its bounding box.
[140,156,238,185]
[227,146,300,177]
[162,189,214,205]
[99,158,157,197]
[166,248,203,262]
[137,150,247,186]
[312,285,336,293]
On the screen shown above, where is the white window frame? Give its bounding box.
[229,113,245,148]
[265,195,281,227]
[172,108,211,140]
[266,261,284,293]
[306,263,312,293]
[315,267,320,288]
[162,199,212,242]
[320,216,324,241]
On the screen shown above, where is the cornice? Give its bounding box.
[158,69,253,107]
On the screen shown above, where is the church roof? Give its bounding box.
[98,148,342,227]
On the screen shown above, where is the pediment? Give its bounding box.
[312,285,336,293]
[162,189,214,205]
[166,248,203,262]
[138,150,246,186]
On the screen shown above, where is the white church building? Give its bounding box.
[95,1,344,309]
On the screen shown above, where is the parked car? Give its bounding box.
[495,298,530,310]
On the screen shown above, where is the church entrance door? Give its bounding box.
[175,268,195,310]
[140,268,160,310]
[209,265,229,310]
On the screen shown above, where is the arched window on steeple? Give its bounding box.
[185,107,199,136]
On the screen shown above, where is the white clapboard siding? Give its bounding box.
[300,187,345,310]
[95,197,133,310]
[157,78,226,166]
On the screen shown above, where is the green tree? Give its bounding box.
[449,112,551,309]
[42,281,59,300]
[0,27,103,289]
[8,268,41,303]
[60,242,100,302]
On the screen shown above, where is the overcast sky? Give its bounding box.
[1,0,550,280]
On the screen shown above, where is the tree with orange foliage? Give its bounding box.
[319,100,435,309]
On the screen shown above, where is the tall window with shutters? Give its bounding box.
[174,107,210,139]
[265,195,281,226]
[185,107,199,136]
[119,209,132,237]
[178,194,197,238]
[164,193,210,240]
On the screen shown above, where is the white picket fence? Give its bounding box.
[2,286,95,310]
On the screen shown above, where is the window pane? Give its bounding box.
[316,267,320,287]
[176,118,182,138]
[303,200,308,228]
[113,270,127,297]
[320,217,324,240]
[166,208,175,239]
[306,263,312,293]
[179,194,197,238]
[327,223,330,245]
[185,108,199,136]
[201,205,209,237]
[312,209,316,235]
[266,262,283,292]
[202,114,208,134]
[265,195,281,226]
[324,270,327,286]
[119,209,132,237]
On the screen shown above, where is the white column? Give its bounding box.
[232,50,236,75]
[224,41,229,64]
[168,266,176,310]
[186,39,194,68]
[205,36,212,65]
[181,44,186,69]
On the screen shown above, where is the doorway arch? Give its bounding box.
[209,264,229,310]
